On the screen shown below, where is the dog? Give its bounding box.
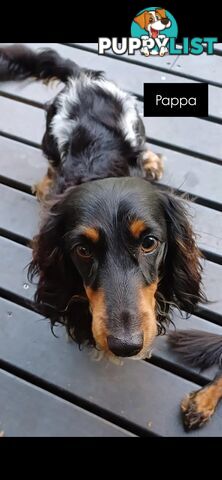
[168,330,222,431]
[134,8,171,56]
[0,45,207,422]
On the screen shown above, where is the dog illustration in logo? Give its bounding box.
[134,8,171,56]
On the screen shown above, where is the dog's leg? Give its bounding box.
[181,373,222,431]
[32,166,55,202]
[140,149,164,181]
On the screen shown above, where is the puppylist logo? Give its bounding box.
[131,7,177,57]
[98,6,218,56]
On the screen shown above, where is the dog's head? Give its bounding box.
[134,9,171,38]
[29,177,205,358]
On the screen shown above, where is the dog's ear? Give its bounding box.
[134,11,149,29]
[28,193,93,345]
[157,191,207,322]
[155,8,167,19]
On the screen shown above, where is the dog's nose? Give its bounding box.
[107,333,144,357]
[161,17,169,25]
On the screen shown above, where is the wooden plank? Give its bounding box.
[75,43,222,87]
[202,260,222,317]
[192,204,222,257]
[0,237,221,329]
[0,137,46,188]
[1,181,222,258]
[0,96,44,145]
[145,116,222,162]
[66,43,179,69]
[1,127,222,210]
[0,370,133,437]
[155,143,222,205]
[0,84,221,164]
[1,44,222,122]
[0,184,39,240]
[1,46,221,122]
[1,298,222,437]
[0,80,62,105]
[171,54,222,85]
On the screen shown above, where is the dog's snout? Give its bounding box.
[161,17,169,25]
[107,333,144,357]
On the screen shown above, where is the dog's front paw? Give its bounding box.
[142,150,164,181]
[181,388,216,431]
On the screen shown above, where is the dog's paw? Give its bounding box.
[142,150,164,181]
[181,388,216,431]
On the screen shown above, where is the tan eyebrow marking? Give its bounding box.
[129,219,147,238]
[82,227,99,243]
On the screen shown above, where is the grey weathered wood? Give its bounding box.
[73,43,179,69]
[1,130,222,209]
[0,184,39,240]
[1,182,222,258]
[145,116,222,162]
[0,96,44,145]
[1,45,222,121]
[1,297,222,437]
[0,236,221,330]
[156,143,222,204]
[0,137,46,188]
[0,43,222,120]
[192,203,222,256]
[1,83,222,164]
[171,54,222,85]
[0,79,62,105]
[75,43,222,87]
[0,370,133,437]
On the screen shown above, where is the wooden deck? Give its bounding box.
[0,43,222,437]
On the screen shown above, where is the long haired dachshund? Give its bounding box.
[0,45,209,428]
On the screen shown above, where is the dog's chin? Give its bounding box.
[91,344,153,365]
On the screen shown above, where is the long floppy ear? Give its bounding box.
[134,11,149,29]
[157,191,207,324]
[28,194,93,346]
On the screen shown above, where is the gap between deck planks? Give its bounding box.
[0,369,134,437]
[1,297,222,437]
[72,43,222,88]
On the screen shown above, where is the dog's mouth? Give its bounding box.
[150,26,158,38]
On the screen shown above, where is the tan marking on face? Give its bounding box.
[129,219,147,238]
[85,287,108,350]
[137,282,158,357]
[82,227,99,243]
[155,8,167,20]
[134,11,153,29]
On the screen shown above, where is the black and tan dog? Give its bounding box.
[0,44,212,430]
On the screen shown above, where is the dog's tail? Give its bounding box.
[168,329,222,369]
[0,44,96,84]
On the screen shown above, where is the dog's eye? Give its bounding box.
[75,245,92,260]
[141,236,159,254]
